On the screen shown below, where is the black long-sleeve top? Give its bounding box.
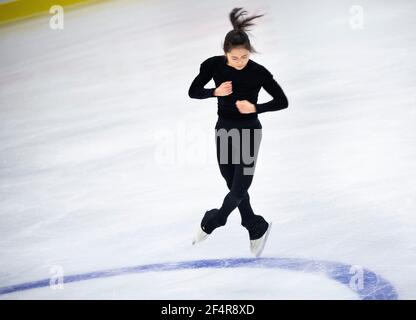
[188,55,288,120]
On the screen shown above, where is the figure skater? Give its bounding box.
[188,7,289,257]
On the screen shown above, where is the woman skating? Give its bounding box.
[188,7,289,257]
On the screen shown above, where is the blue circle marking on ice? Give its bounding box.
[0,257,398,299]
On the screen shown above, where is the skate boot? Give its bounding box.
[243,215,272,257]
[192,209,227,245]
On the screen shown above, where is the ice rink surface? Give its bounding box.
[0,0,415,299]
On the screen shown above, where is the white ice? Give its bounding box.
[0,0,415,299]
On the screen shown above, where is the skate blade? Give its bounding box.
[250,222,272,257]
[192,226,209,245]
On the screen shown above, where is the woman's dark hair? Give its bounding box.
[223,7,265,54]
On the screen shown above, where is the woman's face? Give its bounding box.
[225,47,250,70]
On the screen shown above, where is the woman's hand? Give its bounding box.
[236,100,257,114]
[214,81,233,96]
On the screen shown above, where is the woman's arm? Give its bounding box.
[188,58,217,99]
[255,68,289,114]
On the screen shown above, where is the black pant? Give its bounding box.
[213,116,263,229]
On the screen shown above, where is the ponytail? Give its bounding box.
[223,7,265,53]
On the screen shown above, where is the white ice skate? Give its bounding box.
[250,222,272,257]
[192,226,209,245]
